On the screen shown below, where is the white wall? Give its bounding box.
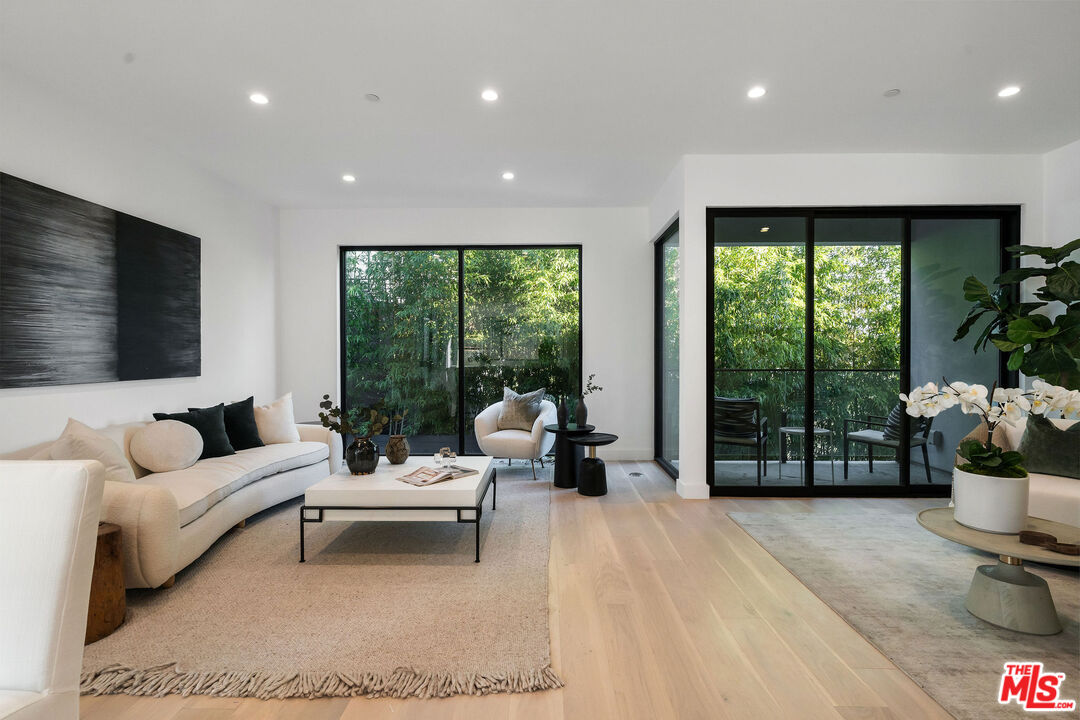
[664,153,1045,497]
[0,72,279,452]
[277,207,652,459]
[1044,139,1080,249]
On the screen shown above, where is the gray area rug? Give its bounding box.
[82,467,561,699]
[729,509,1079,720]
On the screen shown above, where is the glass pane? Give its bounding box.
[462,248,581,453]
[814,218,903,485]
[659,230,680,468]
[712,216,807,487]
[910,219,1001,485]
[342,250,459,454]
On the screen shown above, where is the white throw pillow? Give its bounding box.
[129,420,204,473]
[49,418,137,483]
[254,392,301,444]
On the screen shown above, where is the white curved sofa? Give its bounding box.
[2,423,341,589]
[474,400,557,479]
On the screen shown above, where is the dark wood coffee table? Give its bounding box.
[544,423,595,488]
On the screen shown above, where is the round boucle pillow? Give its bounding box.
[130,420,204,473]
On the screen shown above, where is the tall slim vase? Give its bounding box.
[575,394,588,426]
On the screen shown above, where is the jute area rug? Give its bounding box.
[729,509,1079,720]
[82,465,561,700]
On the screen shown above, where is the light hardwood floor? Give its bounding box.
[80,461,951,720]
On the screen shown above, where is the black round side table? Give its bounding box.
[544,424,595,488]
[569,433,618,497]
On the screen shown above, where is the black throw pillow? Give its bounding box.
[190,397,263,451]
[154,404,235,459]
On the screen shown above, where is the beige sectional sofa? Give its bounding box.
[2,423,341,588]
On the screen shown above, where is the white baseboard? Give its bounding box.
[676,479,710,499]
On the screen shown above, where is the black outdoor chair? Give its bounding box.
[713,397,769,485]
[843,404,934,484]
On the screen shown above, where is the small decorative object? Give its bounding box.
[557,396,569,428]
[900,379,1079,534]
[346,436,379,475]
[436,446,455,467]
[384,407,410,464]
[318,394,400,475]
[575,373,603,427]
[385,434,410,464]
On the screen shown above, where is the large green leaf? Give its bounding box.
[994,267,1047,285]
[1006,317,1059,344]
[1004,243,1070,262]
[1044,261,1080,303]
[1007,347,1025,371]
[962,276,993,304]
[953,309,986,341]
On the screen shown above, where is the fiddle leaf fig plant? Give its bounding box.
[954,237,1080,390]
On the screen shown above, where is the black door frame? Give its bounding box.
[339,244,584,455]
[653,218,680,479]
[705,205,1020,497]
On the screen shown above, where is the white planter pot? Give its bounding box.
[952,466,1029,534]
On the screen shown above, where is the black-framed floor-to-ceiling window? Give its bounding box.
[654,219,680,478]
[340,245,583,456]
[706,206,1020,497]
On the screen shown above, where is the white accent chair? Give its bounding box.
[474,400,558,479]
[0,460,104,720]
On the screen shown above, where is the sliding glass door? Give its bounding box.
[342,245,581,455]
[654,221,680,476]
[707,207,1018,496]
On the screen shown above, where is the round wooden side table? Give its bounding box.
[85,522,126,644]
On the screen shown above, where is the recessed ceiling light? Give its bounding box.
[760,226,770,233]
[342,174,356,183]
[481,88,499,102]
[501,171,515,180]
[883,88,901,98]
[998,85,1021,98]
[249,92,269,105]
[747,86,766,99]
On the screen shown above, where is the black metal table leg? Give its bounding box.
[299,506,305,562]
[492,470,497,510]
[475,518,480,563]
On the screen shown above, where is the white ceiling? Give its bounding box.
[2,1,1079,208]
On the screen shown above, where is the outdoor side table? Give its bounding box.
[777,426,835,482]
[544,423,595,489]
[570,433,618,497]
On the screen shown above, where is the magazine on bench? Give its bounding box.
[398,464,479,487]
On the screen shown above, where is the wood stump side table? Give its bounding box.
[85,522,126,644]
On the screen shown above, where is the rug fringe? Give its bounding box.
[80,663,564,700]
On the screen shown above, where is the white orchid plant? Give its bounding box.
[900,379,1080,478]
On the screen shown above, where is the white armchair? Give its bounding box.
[0,460,104,720]
[474,400,558,479]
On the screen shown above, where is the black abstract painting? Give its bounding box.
[0,173,200,388]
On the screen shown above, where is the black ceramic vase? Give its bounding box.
[575,394,588,426]
[557,396,569,428]
[346,436,379,475]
